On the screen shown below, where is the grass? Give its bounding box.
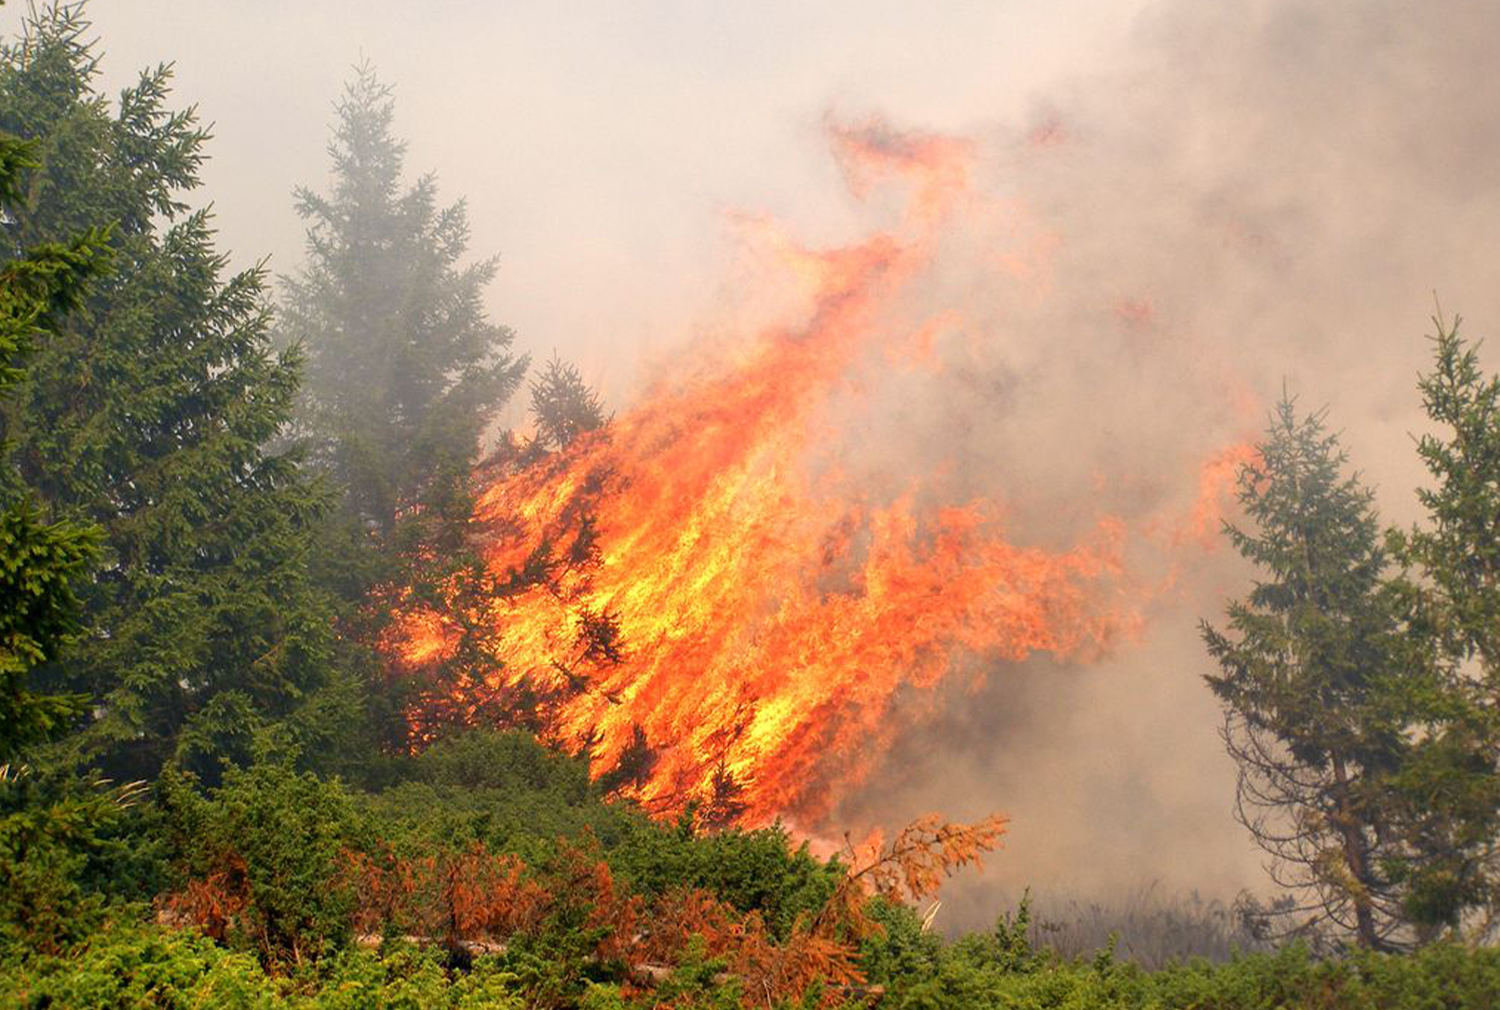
[995,883,1274,968]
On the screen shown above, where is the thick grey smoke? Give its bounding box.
[828,0,1500,927]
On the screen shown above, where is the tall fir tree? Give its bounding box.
[1202,396,1413,949]
[1398,318,1500,675]
[0,100,109,760]
[1386,317,1500,939]
[278,63,527,548]
[276,63,528,759]
[0,4,339,782]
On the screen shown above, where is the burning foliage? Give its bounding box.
[381,121,1195,830]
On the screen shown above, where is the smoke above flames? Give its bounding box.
[828,0,1500,912]
[384,114,1255,833]
[366,0,1500,916]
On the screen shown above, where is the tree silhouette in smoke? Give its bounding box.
[530,353,609,452]
[281,61,527,538]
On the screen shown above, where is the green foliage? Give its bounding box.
[9,921,1500,1010]
[0,923,535,1009]
[0,923,279,1010]
[968,892,1050,974]
[356,729,837,941]
[359,730,644,866]
[0,483,96,758]
[488,929,614,1010]
[6,732,1500,1008]
[609,813,841,939]
[0,8,110,761]
[279,61,526,538]
[0,3,339,783]
[276,60,530,765]
[1201,395,1416,948]
[530,354,608,452]
[853,925,1500,1010]
[854,898,942,991]
[1399,318,1500,669]
[161,764,359,966]
[1384,318,1500,935]
[645,936,742,1010]
[291,943,527,1010]
[0,764,158,958]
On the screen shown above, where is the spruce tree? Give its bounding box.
[1202,396,1411,949]
[1399,318,1500,673]
[0,110,108,760]
[1386,317,1500,937]
[530,353,607,451]
[275,64,529,759]
[0,5,337,781]
[279,63,527,543]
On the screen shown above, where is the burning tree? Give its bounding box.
[382,120,1139,827]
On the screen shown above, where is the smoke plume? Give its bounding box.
[831,0,1500,922]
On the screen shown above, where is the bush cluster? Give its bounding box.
[5,729,1500,1009]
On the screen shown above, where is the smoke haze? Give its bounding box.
[831,0,1500,921]
[24,0,1141,408]
[27,0,1500,924]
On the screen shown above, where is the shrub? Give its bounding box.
[359,730,644,867]
[0,923,277,1010]
[610,812,841,938]
[159,763,359,966]
[0,765,158,959]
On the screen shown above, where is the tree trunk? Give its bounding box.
[1330,754,1382,949]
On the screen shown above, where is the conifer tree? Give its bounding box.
[530,353,607,451]
[276,64,529,759]
[1386,317,1500,938]
[0,5,337,781]
[279,63,527,542]
[1202,396,1411,949]
[0,109,108,760]
[1399,319,1500,676]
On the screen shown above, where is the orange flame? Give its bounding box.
[383,119,1237,829]
[1179,442,1260,549]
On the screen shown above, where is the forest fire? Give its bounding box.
[383,120,1228,829]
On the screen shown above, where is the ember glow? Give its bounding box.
[383,119,1237,828]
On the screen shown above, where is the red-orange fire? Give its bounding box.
[384,119,1243,829]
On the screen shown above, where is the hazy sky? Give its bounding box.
[8,0,1145,405]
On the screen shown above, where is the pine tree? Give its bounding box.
[0,5,337,781]
[1202,396,1412,949]
[0,106,109,759]
[275,63,529,761]
[279,63,527,540]
[1385,317,1500,938]
[1399,318,1500,674]
[530,354,607,451]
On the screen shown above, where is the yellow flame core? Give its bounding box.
[383,120,1236,829]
